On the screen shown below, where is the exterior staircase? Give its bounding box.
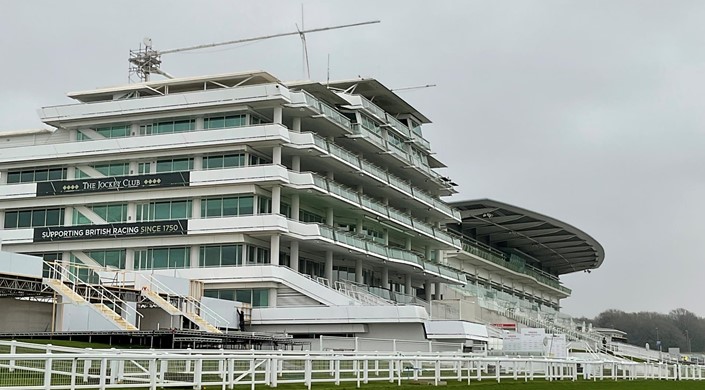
[183,311,222,333]
[44,278,87,304]
[93,303,138,331]
[140,287,182,315]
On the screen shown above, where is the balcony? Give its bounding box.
[288,171,461,249]
[287,131,461,221]
[458,236,571,295]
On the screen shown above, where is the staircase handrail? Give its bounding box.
[44,261,143,327]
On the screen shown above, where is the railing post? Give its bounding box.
[148,356,157,390]
[8,340,16,372]
[194,357,203,390]
[70,357,78,389]
[43,348,52,390]
[98,357,107,390]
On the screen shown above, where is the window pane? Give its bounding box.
[236,290,252,304]
[48,169,64,181]
[204,290,219,298]
[154,203,171,220]
[220,290,235,301]
[205,156,223,169]
[169,248,187,268]
[20,171,34,183]
[204,246,221,267]
[170,201,190,219]
[17,211,32,228]
[156,161,172,172]
[222,155,242,168]
[172,159,191,172]
[206,117,225,129]
[221,245,238,266]
[239,196,254,215]
[253,289,269,307]
[206,199,221,218]
[151,249,169,269]
[4,211,17,228]
[174,120,193,132]
[31,210,46,227]
[34,170,48,182]
[6,172,21,183]
[222,198,238,216]
[106,205,125,222]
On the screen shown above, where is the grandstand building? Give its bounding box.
[0,71,604,343]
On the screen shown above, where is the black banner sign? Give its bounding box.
[34,220,188,242]
[36,172,190,196]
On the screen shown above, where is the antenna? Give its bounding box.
[390,84,437,92]
[128,19,380,82]
[297,4,312,79]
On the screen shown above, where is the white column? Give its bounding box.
[290,241,300,272]
[404,275,412,296]
[405,237,412,251]
[274,106,283,124]
[268,288,277,308]
[381,267,390,289]
[434,282,442,300]
[326,207,334,226]
[382,229,389,246]
[126,202,137,222]
[271,185,281,215]
[190,246,199,269]
[291,194,300,220]
[424,281,432,301]
[192,156,203,171]
[270,234,280,266]
[272,146,282,165]
[125,249,135,271]
[195,117,205,130]
[192,199,201,219]
[64,206,73,226]
[128,161,138,176]
[292,155,301,172]
[325,250,334,285]
[355,259,364,284]
[293,117,302,132]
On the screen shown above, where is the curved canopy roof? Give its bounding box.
[451,199,604,275]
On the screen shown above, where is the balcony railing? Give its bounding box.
[305,172,460,248]
[317,225,466,284]
[306,132,460,221]
[459,236,571,294]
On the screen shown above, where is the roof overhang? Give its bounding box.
[67,70,280,103]
[325,78,432,123]
[284,80,350,106]
[450,199,604,275]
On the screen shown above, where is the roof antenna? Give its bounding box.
[296,4,312,79]
[128,20,380,82]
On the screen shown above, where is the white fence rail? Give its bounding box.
[1,347,705,389]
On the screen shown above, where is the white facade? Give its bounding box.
[0,71,588,339]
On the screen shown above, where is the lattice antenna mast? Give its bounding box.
[128,20,380,82]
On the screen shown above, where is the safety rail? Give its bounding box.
[301,171,460,248]
[457,236,571,294]
[0,349,703,389]
[137,274,229,331]
[43,261,143,328]
[303,131,460,219]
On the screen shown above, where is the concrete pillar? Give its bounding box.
[64,206,73,226]
[272,185,281,215]
[325,251,334,285]
[291,194,300,221]
[326,171,334,180]
[425,246,432,261]
[270,234,280,265]
[383,229,389,246]
[424,281,432,301]
[272,146,282,165]
[274,106,283,124]
[405,237,412,251]
[190,246,199,268]
[268,288,277,308]
[326,207,334,226]
[293,117,302,132]
[192,156,203,171]
[355,259,364,284]
[66,167,75,180]
[434,282,442,300]
[356,218,364,235]
[290,241,300,272]
[381,267,390,289]
[128,161,138,176]
[192,198,201,219]
[126,202,137,222]
[125,249,135,271]
[292,155,301,172]
[404,275,412,296]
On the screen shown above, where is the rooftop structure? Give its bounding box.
[0,70,603,343]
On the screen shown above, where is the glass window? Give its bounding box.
[17,211,33,228]
[203,153,246,170]
[6,167,67,183]
[4,208,63,228]
[239,197,254,215]
[201,196,254,218]
[135,247,190,270]
[156,158,193,173]
[199,244,242,267]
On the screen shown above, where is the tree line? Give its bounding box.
[575,309,704,353]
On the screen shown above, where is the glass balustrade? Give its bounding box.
[385,114,412,138]
[360,96,387,121]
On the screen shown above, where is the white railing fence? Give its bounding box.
[0,347,704,390]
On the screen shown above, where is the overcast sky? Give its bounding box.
[1,1,703,318]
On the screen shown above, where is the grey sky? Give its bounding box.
[1,1,703,318]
